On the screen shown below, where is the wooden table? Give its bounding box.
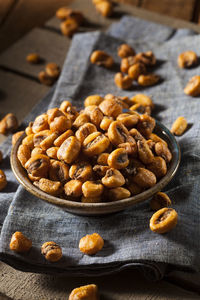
[0,0,200,299]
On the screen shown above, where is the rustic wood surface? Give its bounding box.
[0,0,73,53]
[1,0,200,54]
[0,0,200,299]
[116,0,198,21]
[0,262,200,300]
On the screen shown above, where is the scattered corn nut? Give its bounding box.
[108,121,129,146]
[56,7,72,20]
[68,284,99,300]
[114,72,133,90]
[137,114,156,138]
[26,53,40,64]
[177,51,198,69]
[35,178,63,196]
[99,98,122,118]
[69,162,92,181]
[31,147,45,157]
[41,241,62,262]
[118,44,135,58]
[59,100,72,112]
[73,113,90,128]
[131,94,154,109]
[149,133,167,147]
[25,154,50,179]
[75,123,97,143]
[60,18,79,37]
[120,56,137,73]
[47,108,64,124]
[108,148,129,169]
[40,132,59,150]
[0,113,18,134]
[84,95,103,107]
[95,0,113,17]
[12,131,24,146]
[33,130,51,147]
[84,105,103,128]
[79,233,104,255]
[25,122,33,135]
[102,168,125,188]
[90,50,114,68]
[57,136,81,164]
[38,71,55,86]
[45,63,60,79]
[17,144,31,167]
[54,129,74,147]
[64,179,82,197]
[128,63,146,80]
[147,156,167,179]
[171,116,187,136]
[49,160,69,183]
[133,167,156,188]
[137,140,154,164]
[32,114,49,133]
[184,75,200,97]
[155,142,172,163]
[50,115,72,133]
[82,181,104,198]
[150,192,172,211]
[56,7,84,25]
[138,74,160,86]
[46,147,59,159]
[83,132,110,156]
[116,113,139,128]
[10,231,32,253]
[150,207,178,234]
[134,51,156,66]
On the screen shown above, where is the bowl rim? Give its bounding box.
[11,121,181,213]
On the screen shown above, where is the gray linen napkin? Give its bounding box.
[108,16,196,44]
[0,17,200,280]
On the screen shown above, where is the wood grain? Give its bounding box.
[0,28,69,78]
[0,0,73,53]
[140,0,196,21]
[0,69,48,144]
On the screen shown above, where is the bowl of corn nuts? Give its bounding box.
[11,94,180,215]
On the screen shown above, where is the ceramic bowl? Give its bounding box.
[11,121,181,216]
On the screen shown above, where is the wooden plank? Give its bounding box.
[140,0,196,21]
[0,262,200,300]
[113,0,140,5]
[0,28,69,78]
[0,0,73,53]
[0,70,49,144]
[46,0,200,33]
[45,0,126,32]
